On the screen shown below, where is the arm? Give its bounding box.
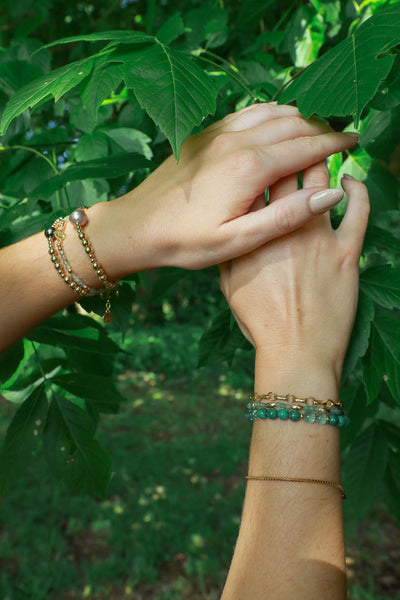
[219,166,369,599]
[0,103,358,352]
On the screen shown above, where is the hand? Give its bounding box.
[89,103,360,277]
[219,163,369,383]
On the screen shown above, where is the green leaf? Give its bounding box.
[362,326,383,405]
[363,223,400,256]
[374,315,400,404]
[198,309,252,367]
[120,43,217,159]
[41,30,154,50]
[0,58,95,134]
[279,6,400,124]
[236,0,280,30]
[156,12,185,45]
[0,384,48,498]
[365,163,400,215]
[74,131,109,162]
[343,422,389,514]
[52,373,124,413]
[43,393,111,497]
[27,321,122,356]
[80,63,124,120]
[360,265,400,310]
[342,290,374,381]
[0,340,24,384]
[104,128,153,158]
[29,153,152,199]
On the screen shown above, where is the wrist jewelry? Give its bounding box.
[245,475,346,499]
[246,392,350,428]
[45,208,120,322]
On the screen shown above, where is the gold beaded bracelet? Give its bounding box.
[245,475,346,499]
[249,392,343,411]
[45,208,119,322]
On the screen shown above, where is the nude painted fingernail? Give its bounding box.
[309,188,344,214]
[341,173,357,183]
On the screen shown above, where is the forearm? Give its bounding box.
[222,353,346,600]
[0,198,161,353]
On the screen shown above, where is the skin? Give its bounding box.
[219,165,370,600]
[0,103,359,352]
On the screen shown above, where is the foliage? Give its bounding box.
[0,0,399,524]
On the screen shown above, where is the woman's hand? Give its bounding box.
[90,103,359,277]
[219,163,369,387]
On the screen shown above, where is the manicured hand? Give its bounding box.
[219,163,370,382]
[91,103,360,276]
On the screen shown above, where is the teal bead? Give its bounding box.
[267,408,278,420]
[258,407,268,419]
[343,415,350,428]
[315,411,328,425]
[246,402,253,409]
[289,409,301,422]
[303,411,316,424]
[331,407,342,415]
[278,408,289,420]
[337,415,345,428]
[328,414,339,426]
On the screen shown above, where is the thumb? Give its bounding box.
[219,187,343,258]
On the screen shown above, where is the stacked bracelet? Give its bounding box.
[45,208,119,322]
[245,392,350,428]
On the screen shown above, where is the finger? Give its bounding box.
[219,186,343,258]
[269,174,298,203]
[302,160,330,189]
[219,261,231,298]
[302,160,332,226]
[206,102,303,134]
[249,193,266,212]
[337,175,370,258]
[257,132,359,189]
[208,115,331,156]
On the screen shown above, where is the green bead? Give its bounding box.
[331,407,342,415]
[337,415,345,428]
[343,415,350,428]
[258,408,268,419]
[277,408,289,420]
[303,412,316,424]
[328,414,339,426]
[267,408,278,420]
[315,412,328,425]
[289,410,301,422]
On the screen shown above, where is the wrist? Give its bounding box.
[254,347,340,401]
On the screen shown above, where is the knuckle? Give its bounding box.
[273,202,297,234]
[228,147,261,175]
[209,132,234,155]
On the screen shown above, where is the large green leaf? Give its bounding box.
[279,6,400,125]
[198,308,252,367]
[0,57,95,134]
[43,393,111,497]
[342,290,374,381]
[27,322,122,356]
[120,43,217,159]
[52,373,124,413]
[0,384,48,498]
[0,340,24,384]
[373,315,400,404]
[41,30,154,49]
[360,265,400,310]
[29,153,152,199]
[80,63,125,120]
[343,422,389,514]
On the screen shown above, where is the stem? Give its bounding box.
[197,52,258,102]
[4,144,58,174]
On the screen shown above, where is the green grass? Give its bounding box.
[0,362,398,599]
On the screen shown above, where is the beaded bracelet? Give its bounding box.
[246,393,350,428]
[45,208,119,322]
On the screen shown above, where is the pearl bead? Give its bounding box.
[44,227,55,238]
[69,209,88,226]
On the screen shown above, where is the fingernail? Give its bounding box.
[341,173,356,183]
[309,188,344,214]
[345,132,360,139]
[269,100,278,105]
